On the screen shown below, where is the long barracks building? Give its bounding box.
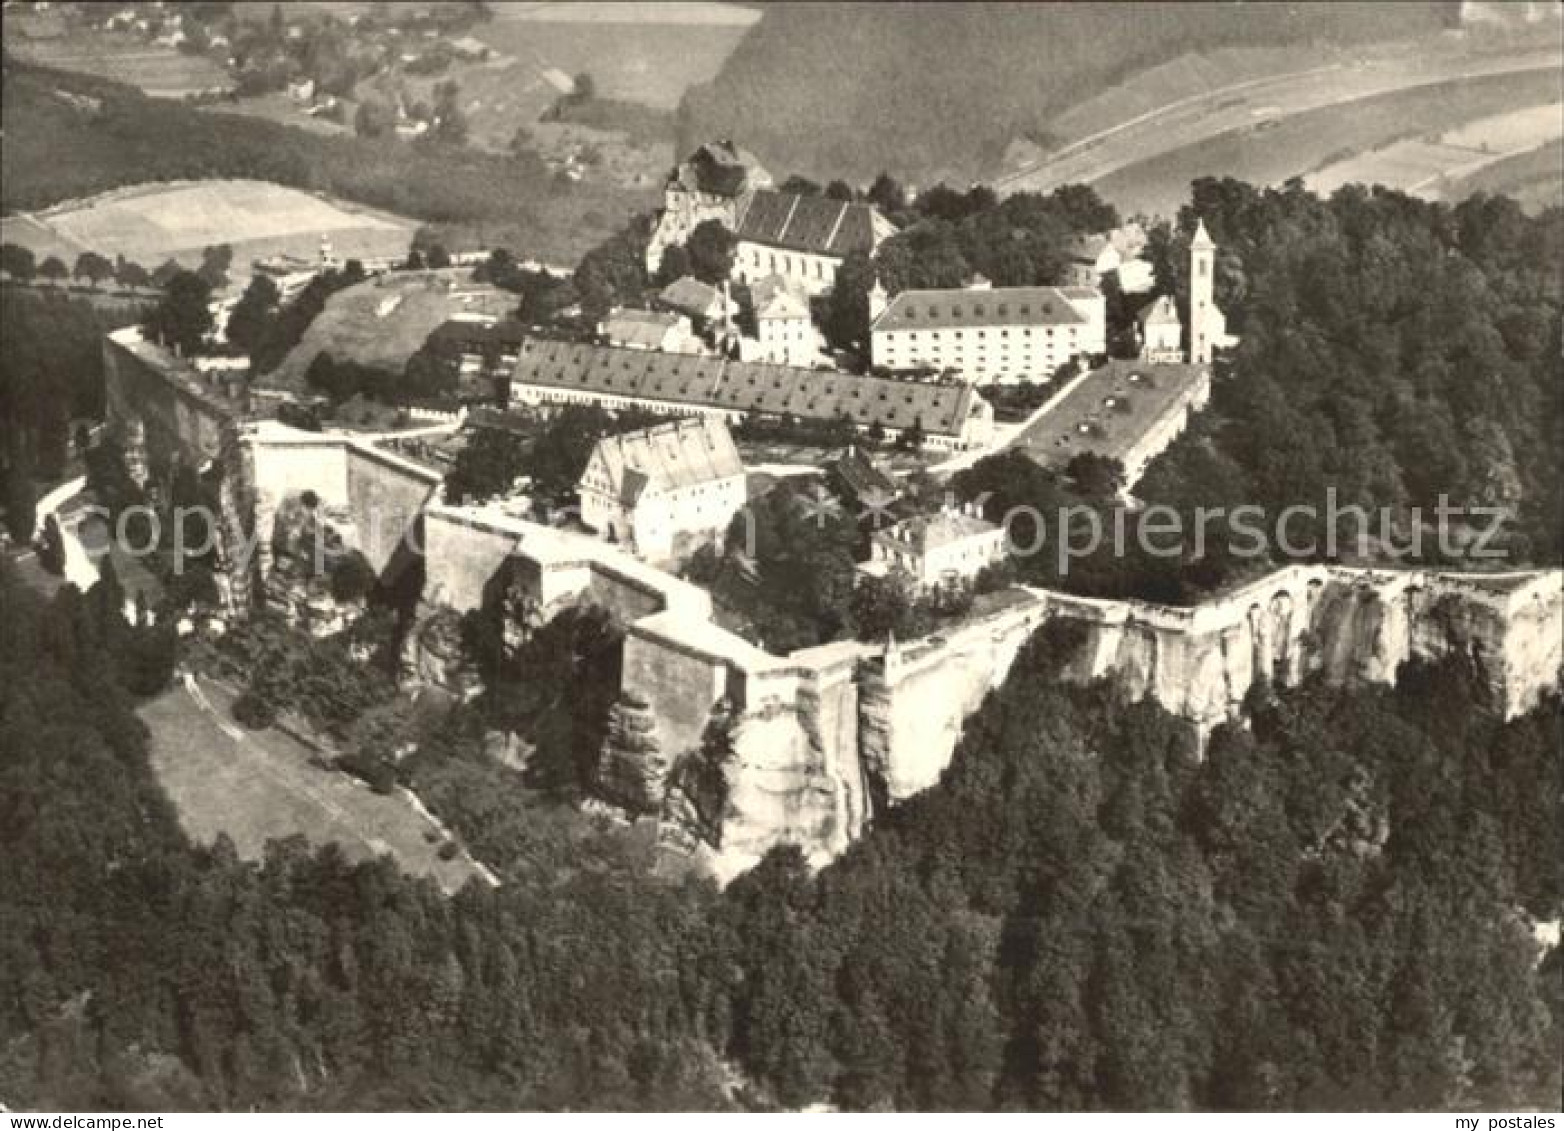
[508,338,995,451]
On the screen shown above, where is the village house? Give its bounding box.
[741,276,818,367]
[656,276,732,329]
[577,416,748,561]
[861,503,1007,590]
[600,309,702,355]
[869,279,1107,385]
[1136,294,1183,363]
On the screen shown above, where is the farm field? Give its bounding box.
[1306,101,1564,200]
[999,41,1562,197]
[3,20,231,98]
[261,270,519,392]
[1090,66,1562,219]
[0,180,418,273]
[473,1,760,111]
[142,674,484,893]
[1445,138,1564,212]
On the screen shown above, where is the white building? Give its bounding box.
[577,416,747,562]
[730,190,897,297]
[869,281,1107,385]
[1136,295,1183,364]
[1189,219,1233,365]
[862,503,1007,590]
[741,276,818,367]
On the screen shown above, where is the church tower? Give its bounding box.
[1188,218,1216,365]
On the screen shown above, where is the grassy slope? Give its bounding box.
[1,60,655,263]
[677,0,1455,183]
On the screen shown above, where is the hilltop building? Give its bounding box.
[643,141,773,278]
[577,416,747,561]
[861,502,1007,590]
[509,339,995,452]
[869,281,1106,384]
[645,142,897,296]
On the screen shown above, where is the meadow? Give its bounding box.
[1091,66,1562,219]
[1,180,418,271]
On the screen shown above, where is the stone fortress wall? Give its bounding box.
[104,344,1564,881]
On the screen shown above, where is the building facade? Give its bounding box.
[578,417,747,561]
[869,282,1107,385]
[1137,295,1183,363]
[743,275,818,367]
[863,504,1007,590]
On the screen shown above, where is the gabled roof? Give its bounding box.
[875,508,1000,556]
[1137,295,1180,327]
[751,275,810,321]
[587,416,744,505]
[511,339,989,440]
[734,190,894,258]
[669,140,771,198]
[827,447,899,501]
[1065,233,1116,264]
[602,309,682,350]
[658,276,724,319]
[871,285,1089,333]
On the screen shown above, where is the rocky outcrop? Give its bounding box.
[598,693,668,815]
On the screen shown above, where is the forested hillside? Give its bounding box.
[4,566,1558,1110]
[677,1,1454,182]
[1137,181,1564,569]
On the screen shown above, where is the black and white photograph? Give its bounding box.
[1,0,1560,1118]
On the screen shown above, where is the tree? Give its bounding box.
[114,256,151,289]
[197,244,233,291]
[354,97,395,139]
[824,179,856,201]
[780,174,821,196]
[571,72,596,102]
[685,219,735,286]
[37,256,68,283]
[865,172,906,216]
[654,244,692,287]
[145,270,214,356]
[224,274,280,355]
[1,242,37,282]
[72,251,115,287]
[425,243,452,269]
[3,452,37,543]
[432,80,468,144]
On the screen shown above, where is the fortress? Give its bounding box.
[103,328,1564,880]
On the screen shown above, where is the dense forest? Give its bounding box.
[677,1,1454,182]
[1136,180,1564,568]
[0,60,651,262]
[4,565,1558,1110]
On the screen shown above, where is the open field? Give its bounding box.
[1445,137,1564,212]
[473,1,759,111]
[0,179,418,271]
[143,674,483,893]
[1307,101,1563,200]
[1090,67,1562,219]
[262,269,518,391]
[999,41,1562,199]
[3,14,232,98]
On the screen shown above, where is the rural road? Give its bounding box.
[997,48,1564,196]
